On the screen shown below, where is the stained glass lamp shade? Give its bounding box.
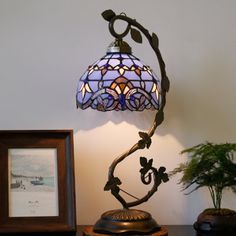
[76,44,161,111]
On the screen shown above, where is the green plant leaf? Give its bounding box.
[171,142,236,209]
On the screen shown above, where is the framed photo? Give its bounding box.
[0,130,76,234]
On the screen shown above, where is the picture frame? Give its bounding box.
[0,130,76,235]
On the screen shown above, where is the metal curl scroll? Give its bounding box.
[109,15,131,39]
[102,9,170,209]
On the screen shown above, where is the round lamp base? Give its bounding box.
[90,209,166,235]
[83,226,168,236]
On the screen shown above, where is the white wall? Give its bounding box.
[0,0,235,225]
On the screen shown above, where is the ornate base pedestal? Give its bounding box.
[83,226,168,236]
[85,209,167,235]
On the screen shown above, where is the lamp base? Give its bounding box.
[92,209,165,235]
[84,226,168,236]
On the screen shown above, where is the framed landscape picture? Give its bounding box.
[8,148,59,218]
[0,130,76,234]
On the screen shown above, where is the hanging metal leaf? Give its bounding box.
[162,76,170,92]
[130,28,142,43]
[152,32,159,49]
[101,9,116,22]
[155,110,164,126]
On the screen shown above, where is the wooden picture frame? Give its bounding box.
[0,130,76,235]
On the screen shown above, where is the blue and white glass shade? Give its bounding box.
[76,51,161,111]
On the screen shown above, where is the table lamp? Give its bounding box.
[76,9,170,235]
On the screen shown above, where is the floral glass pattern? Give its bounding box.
[76,53,161,111]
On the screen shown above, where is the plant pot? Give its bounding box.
[194,208,236,235]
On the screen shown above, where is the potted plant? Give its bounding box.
[170,142,236,235]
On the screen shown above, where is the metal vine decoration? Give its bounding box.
[102,9,170,209]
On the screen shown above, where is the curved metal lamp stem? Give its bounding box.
[103,10,170,209]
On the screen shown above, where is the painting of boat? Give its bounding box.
[31,177,44,185]
[30,180,44,185]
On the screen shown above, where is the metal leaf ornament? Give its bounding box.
[158,166,169,183]
[162,76,170,92]
[140,157,153,171]
[102,9,116,21]
[130,28,143,43]
[138,132,152,149]
[140,157,154,185]
[155,110,164,126]
[152,33,159,49]
[104,177,122,194]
